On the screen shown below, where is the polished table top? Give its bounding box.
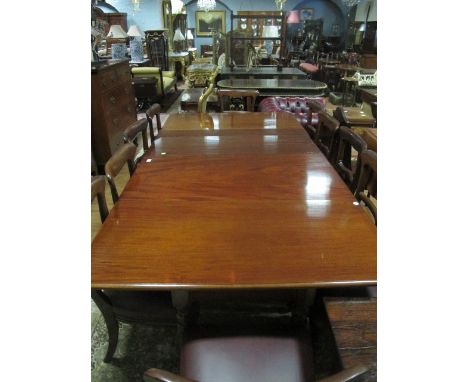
[92,112,376,290]
[217,78,327,90]
[219,66,307,79]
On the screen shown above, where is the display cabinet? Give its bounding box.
[229,12,286,69]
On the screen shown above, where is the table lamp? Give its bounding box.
[173,28,186,52]
[186,29,194,48]
[127,25,144,62]
[107,25,128,59]
[262,25,279,56]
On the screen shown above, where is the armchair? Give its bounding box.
[131,67,177,104]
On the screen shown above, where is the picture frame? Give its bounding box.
[196,10,225,37]
[300,8,314,21]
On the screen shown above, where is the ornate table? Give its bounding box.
[218,66,307,80]
[217,78,328,97]
[168,51,189,80]
[185,63,218,88]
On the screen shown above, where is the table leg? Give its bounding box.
[171,290,190,347]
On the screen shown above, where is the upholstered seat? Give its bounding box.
[131,67,177,98]
[299,62,320,74]
[258,97,325,128]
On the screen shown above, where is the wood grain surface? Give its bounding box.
[324,298,377,381]
[92,112,376,289]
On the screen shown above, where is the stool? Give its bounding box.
[299,62,319,79]
[340,77,358,107]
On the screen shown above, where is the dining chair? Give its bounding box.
[305,99,326,139]
[91,289,177,363]
[146,103,162,142]
[354,149,377,225]
[123,118,150,164]
[332,107,350,128]
[91,176,109,223]
[143,328,368,382]
[314,110,340,161]
[332,126,368,193]
[91,173,177,364]
[216,89,259,112]
[104,143,137,204]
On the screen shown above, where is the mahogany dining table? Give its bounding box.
[92,112,376,298]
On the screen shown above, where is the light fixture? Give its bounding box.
[173,28,186,52]
[130,0,141,12]
[275,0,287,10]
[127,25,144,62]
[107,25,128,59]
[342,0,360,8]
[286,10,300,24]
[262,25,279,56]
[197,0,216,12]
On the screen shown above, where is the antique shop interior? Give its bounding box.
[91,0,378,381]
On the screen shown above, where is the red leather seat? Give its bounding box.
[180,333,313,382]
[258,96,325,128]
[299,62,320,74]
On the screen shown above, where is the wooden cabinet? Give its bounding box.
[91,59,136,173]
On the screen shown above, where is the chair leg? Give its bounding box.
[91,289,119,363]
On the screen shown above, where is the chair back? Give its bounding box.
[354,149,377,224]
[306,99,327,138]
[146,103,162,141]
[333,126,368,193]
[104,143,137,203]
[91,176,109,223]
[217,89,259,112]
[314,111,340,159]
[123,118,150,154]
[332,106,350,127]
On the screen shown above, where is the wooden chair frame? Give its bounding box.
[217,89,259,112]
[104,143,137,204]
[91,175,109,223]
[314,110,340,160]
[333,126,367,193]
[354,149,377,224]
[146,103,162,141]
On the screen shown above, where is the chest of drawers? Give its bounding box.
[91,59,136,173]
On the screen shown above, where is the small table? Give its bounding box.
[219,66,307,80]
[169,51,190,80]
[217,78,327,97]
[186,63,218,88]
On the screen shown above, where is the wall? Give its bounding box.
[105,0,354,50]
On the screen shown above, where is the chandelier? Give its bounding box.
[130,0,141,12]
[342,0,360,7]
[275,0,287,11]
[197,0,216,12]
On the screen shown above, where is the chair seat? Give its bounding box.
[180,333,313,382]
[299,62,320,74]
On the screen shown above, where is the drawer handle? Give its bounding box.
[109,96,116,104]
[101,79,107,87]
[112,118,119,125]
[127,106,132,113]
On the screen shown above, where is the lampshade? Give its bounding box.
[173,28,185,41]
[186,29,194,40]
[262,25,279,38]
[127,25,144,38]
[287,10,300,24]
[107,25,128,38]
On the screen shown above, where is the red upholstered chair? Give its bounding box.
[299,61,320,78]
[258,97,325,129]
[144,328,369,382]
